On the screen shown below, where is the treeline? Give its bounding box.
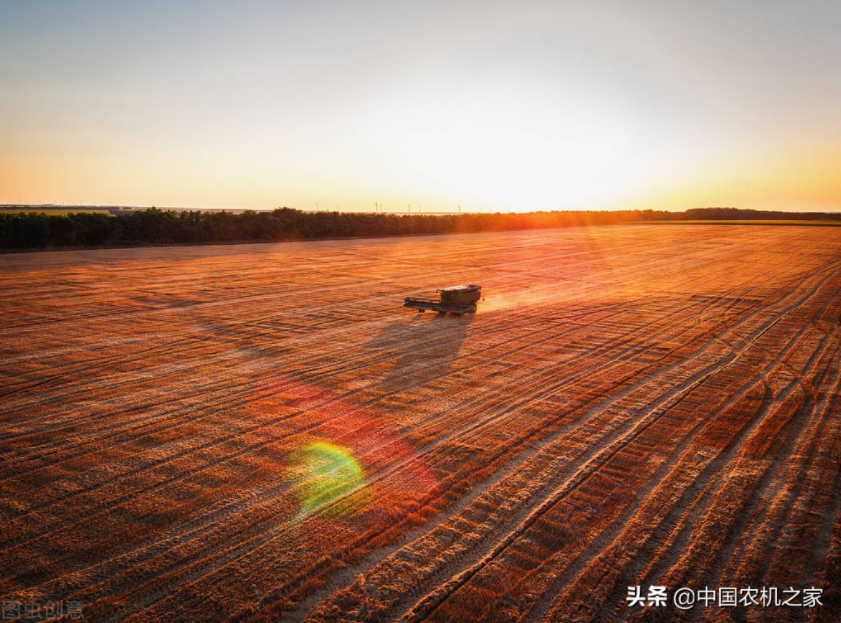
[1,207,838,251]
[682,207,841,221]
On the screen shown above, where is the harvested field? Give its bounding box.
[1,224,840,623]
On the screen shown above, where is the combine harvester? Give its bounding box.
[403,284,483,316]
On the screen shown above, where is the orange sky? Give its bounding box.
[1,1,840,212]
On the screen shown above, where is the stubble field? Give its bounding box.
[1,225,840,623]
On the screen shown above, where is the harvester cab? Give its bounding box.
[403,284,483,316]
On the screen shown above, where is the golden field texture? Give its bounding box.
[1,225,840,622]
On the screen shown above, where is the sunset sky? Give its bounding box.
[2,0,840,212]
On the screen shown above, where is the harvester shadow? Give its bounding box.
[365,312,474,393]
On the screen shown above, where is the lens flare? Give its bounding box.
[290,441,365,515]
[248,374,438,526]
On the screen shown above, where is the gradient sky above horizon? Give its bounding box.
[2,0,840,212]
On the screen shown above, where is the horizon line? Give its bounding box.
[2,204,840,215]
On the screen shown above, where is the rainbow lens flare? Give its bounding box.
[250,375,437,524]
[290,441,365,515]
